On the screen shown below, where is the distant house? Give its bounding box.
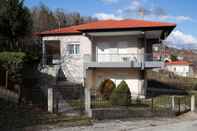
[165,61,193,77]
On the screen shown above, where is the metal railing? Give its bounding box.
[84,53,160,63]
[42,53,161,66]
[43,54,61,65]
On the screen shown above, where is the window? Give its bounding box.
[67,44,80,55]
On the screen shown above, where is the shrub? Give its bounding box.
[110,80,131,106]
[0,52,26,65]
[0,52,26,83]
[98,79,116,100]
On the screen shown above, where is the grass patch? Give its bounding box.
[91,99,113,108]
[0,98,91,130]
[68,99,84,109]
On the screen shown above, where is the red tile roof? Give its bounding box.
[166,61,192,65]
[39,19,176,36]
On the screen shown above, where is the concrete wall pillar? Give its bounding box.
[48,87,53,113]
[191,95,195,112]
[85,70,93,117]
[85,87,92,117]
[171,96,175,111]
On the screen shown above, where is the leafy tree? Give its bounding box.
[0,0,33,50]
[170,54,178,61]
[31,3,97,32]
[0,52,26,94]
[31,4,57,32]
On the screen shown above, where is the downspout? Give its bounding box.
[142,33,146,70]
[42,39,46,67]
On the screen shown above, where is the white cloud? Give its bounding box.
[94,13,123,20]
[175,16,192,21]
[159,15,192,22]
[166,30,197,49]
[100,0,193,22]
[131,0,141,9]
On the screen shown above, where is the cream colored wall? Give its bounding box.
[43,35,92,83]
[90,69,146,98]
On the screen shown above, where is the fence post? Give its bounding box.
[151,98,154,112]
[178,97,181,113]
[48,87,53,113]
[84,70,92,118]
[171,96,175,111]
[5,71,8,88]
[85,87,92,117]
[191,95,195,112]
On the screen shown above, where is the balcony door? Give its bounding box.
[97,41,130,62]
[44,40,61,65]
[97,42,118,62]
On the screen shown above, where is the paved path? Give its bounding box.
[49,118,197,131]
[25,112,197,131]
[135,120,197,131]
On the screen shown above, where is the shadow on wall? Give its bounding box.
[57,67,67,81]
[147,79,188,98]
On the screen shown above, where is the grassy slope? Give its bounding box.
[147,70,197,91]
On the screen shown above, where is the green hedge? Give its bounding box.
[110,80,131,106]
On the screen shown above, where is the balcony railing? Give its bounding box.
[43,54,61,65]
[83,53,163,68]
[93,53,159,63]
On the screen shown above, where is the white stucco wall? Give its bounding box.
[165,64,193,77]
[43,35,92,83]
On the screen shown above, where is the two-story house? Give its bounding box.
[38,19,176,115]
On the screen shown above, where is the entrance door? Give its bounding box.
[45,40,61,65]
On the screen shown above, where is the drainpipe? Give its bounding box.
[142,33,146,70]
[42,40,46,66]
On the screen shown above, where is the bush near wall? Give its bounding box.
[98,79,116,100]
[110,80,131,106]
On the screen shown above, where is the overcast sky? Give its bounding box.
[25,0,197,49]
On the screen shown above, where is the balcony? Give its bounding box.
[43,54,61,65]
[84,53,163,69]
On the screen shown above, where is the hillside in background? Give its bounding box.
[154,45,197,74]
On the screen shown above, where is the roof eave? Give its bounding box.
[38,32,82,37]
